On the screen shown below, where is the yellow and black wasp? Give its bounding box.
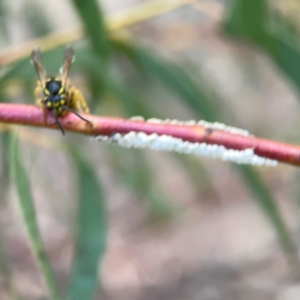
[31,45,91,135]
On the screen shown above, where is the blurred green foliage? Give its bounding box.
[9,134,60,300]
[66,147,106,300]
[224,0,300,97]
[1,0,300,299]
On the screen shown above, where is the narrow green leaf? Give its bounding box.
[70,0,110,60]
[0,224,18,299]
[1,131,10,197]
[264,32,300,94]
[176,155,218,202]
[0,132,18,299]
[77,51,152,116]
[9,134,60,300]
[224,3,300,267]
[238,166,299,268]
[108,147,175,219]
[223,0,300,96]
[224,0,268,44]
[66,148,106,300]
[0,0,8,41]
[112,39,219,121]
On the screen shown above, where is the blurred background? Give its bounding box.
[1,0,300,299]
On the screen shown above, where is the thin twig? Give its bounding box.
[0,103,300,166]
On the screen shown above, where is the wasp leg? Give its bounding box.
[50,109,65,135]
[62,105,92,127]
[67,86,90,113]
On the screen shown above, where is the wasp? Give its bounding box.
[31,45,91,135]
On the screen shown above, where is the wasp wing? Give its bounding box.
[60,45,75,87]
[31,47,46,86]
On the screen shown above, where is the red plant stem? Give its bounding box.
[1,103,300,166]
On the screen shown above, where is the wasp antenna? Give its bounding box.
[50,110,65,135]
[62,105,92,125]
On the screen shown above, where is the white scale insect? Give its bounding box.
[93,118,278,167]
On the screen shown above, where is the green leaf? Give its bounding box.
[0,133,18,299]
[108,147,175,219]
[70,0,110,60]
[176,155,218,202]
[223,5,300,264]
[77,50,152,116]
[0,0,8,41]
[223,0,300,96]
[9,133,60,300]
[238,166,299,268]
[66,148,106,300]
[112,38,219,121]
[224,0,268,44]
[264,32,300,94]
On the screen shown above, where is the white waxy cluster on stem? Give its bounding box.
[94,131,277,167]
[130,117,250,137]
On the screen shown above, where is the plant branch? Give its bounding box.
[1,103,300,166]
